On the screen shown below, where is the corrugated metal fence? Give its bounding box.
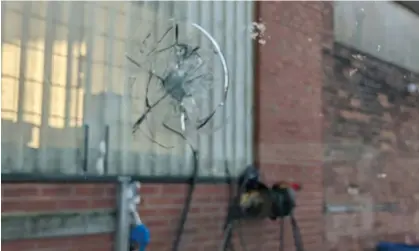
[1,1,254,178]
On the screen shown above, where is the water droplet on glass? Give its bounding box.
[352,54,365,61]
[407,83,418,93]
[349,68,358,77]
[347,185,359,195]
[99,140,106,154]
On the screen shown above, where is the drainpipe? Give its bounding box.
[115,176,131,251]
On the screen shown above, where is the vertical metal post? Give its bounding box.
[104,125,110,174]
[83,124,90,173]
[115,176,131,251]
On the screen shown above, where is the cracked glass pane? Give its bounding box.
[127,19,229,149]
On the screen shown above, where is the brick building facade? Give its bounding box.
[2,2,418,251]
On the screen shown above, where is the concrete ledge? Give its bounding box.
[324,202,399,214]
[1,209,116,240]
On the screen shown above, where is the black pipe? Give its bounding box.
[104,125,110,175]
[115,176,131,251]
[221,162,237,251]
[290,214,304,251]
[171,149,199,251]
[221,167,253,251]
[83,124,90,173]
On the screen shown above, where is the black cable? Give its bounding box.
[221,221,235,251]
[221,167,255,251]
[235,173,250,251]
[171,149,199,251]
[82,124,89,173]
[236,216,249,251]
[278,203,304,251]
[278,190,285,251]
[290,213,304,251]
[279,218,285,251]
[221,163,238,251]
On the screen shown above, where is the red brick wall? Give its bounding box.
[1,2,332,251]
[254,1,331,251]
[323,43,419,250]
[1,184,232,251]
[2,184,115,251]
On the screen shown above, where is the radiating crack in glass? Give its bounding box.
[127,21,229,149]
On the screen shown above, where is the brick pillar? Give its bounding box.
[254,2,333,250]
